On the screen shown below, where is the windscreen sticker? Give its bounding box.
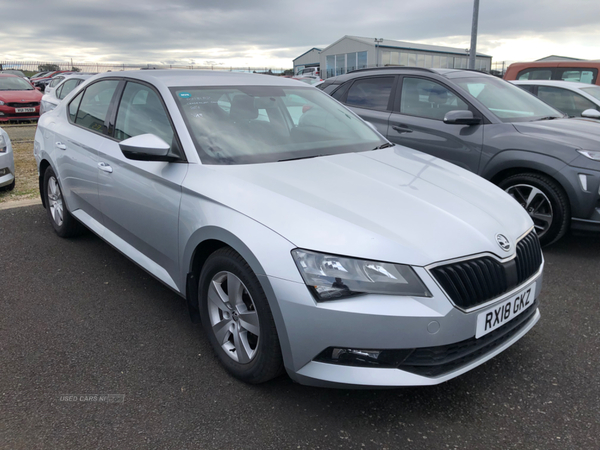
[178,92,191,98]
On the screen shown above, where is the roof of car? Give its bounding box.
[511,80,597,90]
[93,69,304,88]
[324,67,492,83]
[0,73,19,78]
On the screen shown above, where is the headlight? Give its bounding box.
[0,100,4,105]
[0,134,6,153]
[291,249,431,301]
[577,150,600,161]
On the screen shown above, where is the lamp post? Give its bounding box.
[468,0,480,70]
[374,38,383,67]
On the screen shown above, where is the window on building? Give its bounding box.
[390,52,399,65]
[432,55,441,68]
[326,55,335,78]
[399,53,408,66]
[358,51,368,69]
[417,54,425,67]
[335,54,345,75]
[408,53,416,66]
[347,52,357,72]
[381,51,391,66]
[424,55,433,68]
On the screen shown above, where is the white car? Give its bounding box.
[0,127,15,191]
[34,70,543,387]
[40,74,95,115]
[512,80,600,119]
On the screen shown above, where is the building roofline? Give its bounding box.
[292,47,322,62]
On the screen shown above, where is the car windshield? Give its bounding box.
[581,86,600,102]
[172,85,387,165]
[32,72,48,78]
[453,76,563,122]
[0,77,34,91]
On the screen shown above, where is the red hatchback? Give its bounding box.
[0,74,43,122]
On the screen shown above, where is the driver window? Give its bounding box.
[400,77,468,120]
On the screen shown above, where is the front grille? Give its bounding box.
[397,300,538,377]
[515,231,543,284]
[7,102,39,108]
[430,231,542,309]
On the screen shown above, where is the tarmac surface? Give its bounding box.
[1,204,599,449]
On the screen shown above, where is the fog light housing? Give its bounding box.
[314,347,414,368]
[0,168,10,176]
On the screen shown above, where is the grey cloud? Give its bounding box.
[1,0,598,64]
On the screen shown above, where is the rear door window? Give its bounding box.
[517,69,552,80]
[345,77,394,111]
[58,79,82,100]
[558,69,597,84]
[537,86,598,116]
[73,80,120,134]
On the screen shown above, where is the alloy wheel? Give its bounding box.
[47,176,64,227]
[505,184,553,239]
[206,271,260,364]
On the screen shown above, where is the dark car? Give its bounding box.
[320,67,600,245]
[30,71,71,91]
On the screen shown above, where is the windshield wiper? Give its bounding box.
[373,142,395,150]
[536,116,561,121]
[278,155,322,162]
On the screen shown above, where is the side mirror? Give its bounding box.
[581,109,600,120]
[119,134,175,161]
[35,87,41,91]
[443,110,481,125]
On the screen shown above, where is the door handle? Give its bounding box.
[55,142,67,150]
[392,125,413,134]
[98,162,113,173]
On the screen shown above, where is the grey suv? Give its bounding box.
[320,67,600,245]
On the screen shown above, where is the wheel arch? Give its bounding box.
[38,158,52,208]
[182,225,294,371]
[483,151,581,217]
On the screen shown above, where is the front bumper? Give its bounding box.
[272,262,543,388]
[0,105,40,122]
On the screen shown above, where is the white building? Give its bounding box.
[292,48,322,75]
[305,35,492,79]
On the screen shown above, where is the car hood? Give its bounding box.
[512,118,600,150]
[192,147,532,266]
[0,89,43,103]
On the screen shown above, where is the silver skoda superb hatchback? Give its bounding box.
[34,71,543,387]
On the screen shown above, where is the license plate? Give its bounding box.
[15,107,35,113]
[475,282,536,338]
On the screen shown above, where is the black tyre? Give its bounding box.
[199,247,283,384]
[498,173,570,246]
[43,167,84,238]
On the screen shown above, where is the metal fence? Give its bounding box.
[0,60,292,75]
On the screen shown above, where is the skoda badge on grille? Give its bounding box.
[496,234,511,252]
